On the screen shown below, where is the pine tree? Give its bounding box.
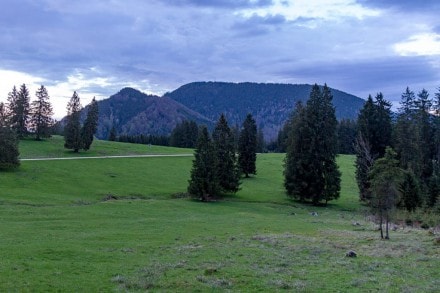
[337,119,357,154]
[399,169,421,212]
[188,126,219,201]
[0,102,20,169]
[81,97,99,151]
[7,84,30,138]
[394,87,418,170]
[238,113,257,178]
[64,91,83,152]
[284,101,308,201]
[355,93,392,201]
[369,147,403,239]
[284,84,340,205]
[108,125,117,141]
[30,85,53,140]
[212,114,240,194]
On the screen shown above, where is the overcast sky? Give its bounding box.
[1,0,439,118]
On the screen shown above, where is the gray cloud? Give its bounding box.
[0,0,439,117]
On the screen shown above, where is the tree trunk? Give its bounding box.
[385,213,390,239]
[379,210,384,239]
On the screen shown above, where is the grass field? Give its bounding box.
[0,137,439,291]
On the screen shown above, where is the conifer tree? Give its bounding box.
[394,87,418,170]
[108,125,117,141]
[284,101,308,200]
[212,114,240,194]
[238,113,257,177]
[7,84,30,138]
[0,102,20,169]
[284,84,340,205]
[188,126,219,201]
[355,93,392,201]
[81,97,99,150]
[30,85,53,140]
[64,91,82,152]
[399,169,421,212]
[369,147,402,239]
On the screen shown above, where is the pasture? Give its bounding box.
[0,137,438,291]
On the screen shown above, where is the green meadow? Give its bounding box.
[0,137,438,291]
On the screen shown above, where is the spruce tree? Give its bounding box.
[64,91,83,152]
[81,97,99,150]
[30,85,53,140]
[212,114,240,194]
[7,84,30,138]
[284,84,340,205]
[187,126,219,201]
[108,125,117,141]
[369,147,402,239]
[238,113,257,178]
[399,169,421,212]
[394,87,418,170]
[355,93,392,201]
[284,101,308,201]
[0,102,20,169]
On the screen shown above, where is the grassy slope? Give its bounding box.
[0,140,438,291]
[18,135,193,159]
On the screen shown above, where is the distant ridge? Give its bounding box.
[91,87,213,139]
[165,82,365,140]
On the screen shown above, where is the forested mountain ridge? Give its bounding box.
[165,82,365,140]
[88,87,213,139]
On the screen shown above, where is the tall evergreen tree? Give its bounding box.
[0,102,20,169]
[355,93,392,201]
[212,114,240,194]
[30,85,53,140]
[399,169,421,212]
[414,89,434,183]
[284,101,308,201]
[187,126,219,201]
[337,119,357,154]
[284,84,340,205]
[170,120,198,148]
[7,84,30,138]
[394,87,418,170]
[108,125,117,141]
[238,113,257,178]
[64,91,83,152]
[81,97,99,150]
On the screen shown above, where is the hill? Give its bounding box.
[88,88,213,139]
[165,82,365,140]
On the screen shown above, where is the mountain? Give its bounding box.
[90,87,213,139]
[164,82,365,140]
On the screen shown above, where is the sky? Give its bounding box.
[0,0,439,118]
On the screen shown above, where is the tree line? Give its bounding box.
[0,84,99,169]
[354,88,440,239]
[187,113,257,200]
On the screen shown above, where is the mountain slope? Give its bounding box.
[165,82,365,140]
[92,87,213,139]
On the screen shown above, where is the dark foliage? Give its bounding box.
[170,120,199,148]
[64,92,83,152]
[0,102,20,169]
[284,84,341,205]
[7,84,30,138]
[30,85,53,140]
[238,113,257,178]
[188,126,219,200]
[165,82,365,141]
[81,98,99,151]
[212,114,240,193]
